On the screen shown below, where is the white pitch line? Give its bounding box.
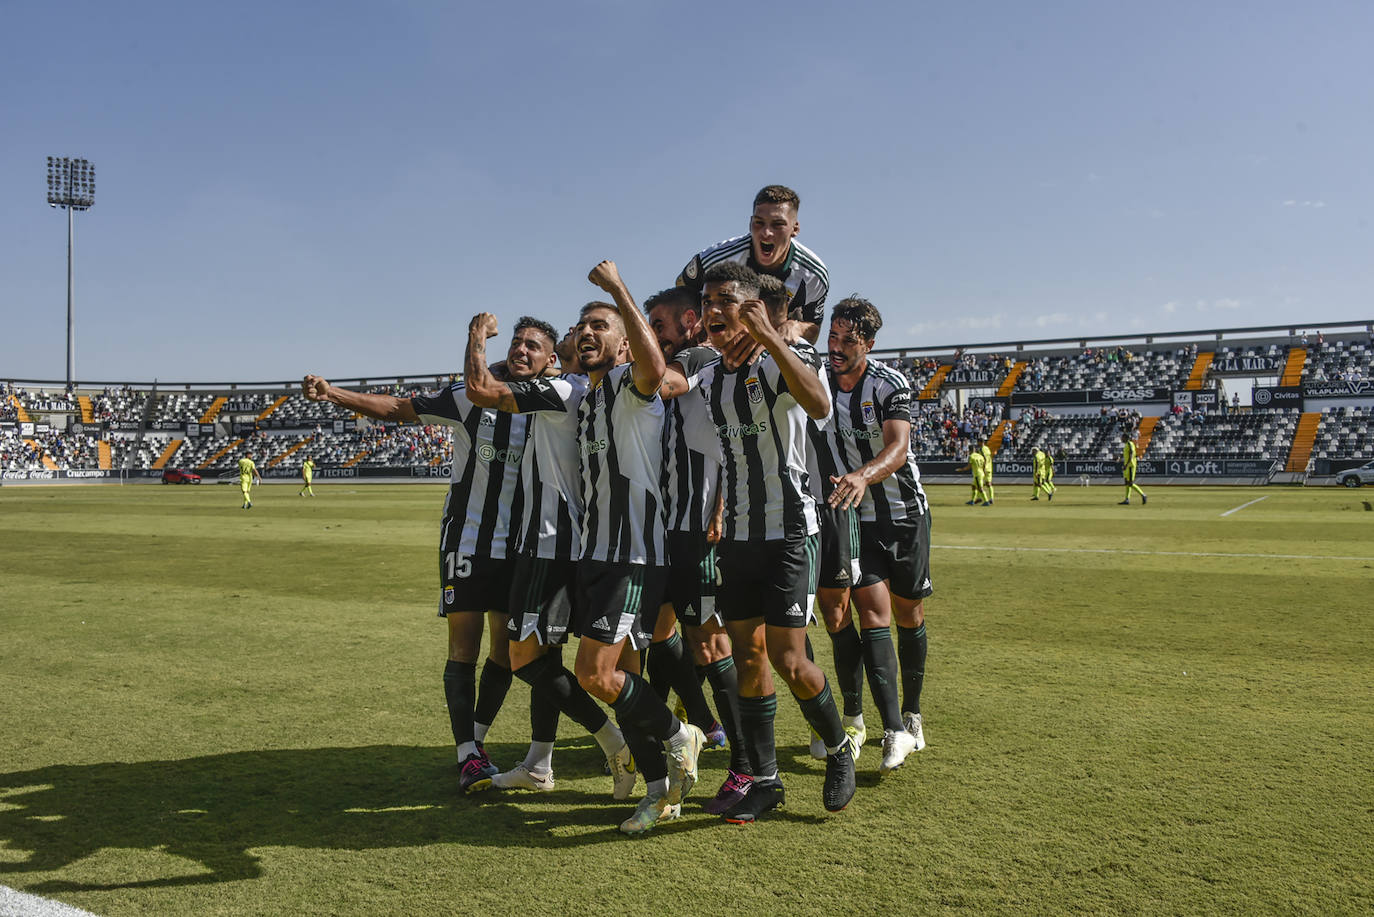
[1220,495,1269,517]
[933,544,1374,562]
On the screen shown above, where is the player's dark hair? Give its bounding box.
[643,286,698,317]
[831,296,883,341]
[514,316,558,348]
[703,261,761,299]
[757,275,788,326]
[754,184,800,211]
[578,301,624,332]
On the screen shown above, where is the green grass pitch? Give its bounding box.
[1,483,1371,916]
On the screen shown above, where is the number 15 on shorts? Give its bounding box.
[445,552,472,579]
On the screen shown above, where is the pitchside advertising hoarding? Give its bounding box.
[1010,387,1171,406]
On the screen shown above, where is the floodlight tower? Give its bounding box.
[46,156,96,388]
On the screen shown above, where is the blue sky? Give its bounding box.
[2,1,1371,383]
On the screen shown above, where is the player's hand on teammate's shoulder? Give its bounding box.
[470,312,500,339]
[587,259,624,293]
[302,374,330,401]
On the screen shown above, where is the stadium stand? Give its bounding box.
[1312,407,1374,461]
[4,325,1372,479]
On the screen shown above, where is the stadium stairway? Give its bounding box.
[429,454,445,465]
[1281,348,1307,387]
[1185,351,1214,390]
[342,449,369,468]
[1285,412,1321,472]
[78,394,94,422]
[256,395,290,422]
[153,440,183,470]
[986,420,1010,454]
[996,362,1027,398]
[919,365,951,401]
[24,439,60,470]
[199,396,228,423]
[8,395,31,423]
[267,437,310,468]
[1136,416,1160,455]
[199,438,243,471]
[98,440,112,470]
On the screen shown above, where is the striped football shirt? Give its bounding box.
[677,234,830,327]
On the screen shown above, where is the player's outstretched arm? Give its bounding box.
[464,313,521,412]
[828,417,911,510]
[739,300,829,419]
[301,375,419,424]
[588,260,664,397]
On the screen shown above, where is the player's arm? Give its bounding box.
[302,375,420,424]
[589,260,664,397]
[779,319,820,346]
[829,417,911,510]
[706,487,725,544]
[659,361,692,400]
[739,300,829,419]
[464,313,521,412]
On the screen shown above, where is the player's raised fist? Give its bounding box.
[470,312,500,339]
[739,299,775,341]
[302,374,330,401]
[587,260,624,293]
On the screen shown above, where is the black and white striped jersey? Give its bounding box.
[810,360,928,524]
[696,343,828,542]
[412,382,527,559]
[676,234,830,327]
[506,375,588,562]
[576,364,666,565]
[663,346,723,535]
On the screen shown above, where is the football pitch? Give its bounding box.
[1,483,1371,916]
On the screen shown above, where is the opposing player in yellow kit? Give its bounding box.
[977,437,995,506]
[238,453,262,509]
[1031,447,1055,501]
[1119,433,1147,505]
[299,457,316,497]
[965,448,988,506]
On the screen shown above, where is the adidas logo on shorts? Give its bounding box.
[591,616,611,631]
[785,603,803,618]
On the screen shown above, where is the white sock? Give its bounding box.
[456,741,479,761]
[665,721,689,750]
[593,721,624,757]
[647,777,669,797]
[523,740,554,773]
[843,713,865,731]
[474,722,490,743]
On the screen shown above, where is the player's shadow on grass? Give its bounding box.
[0,742,722,892]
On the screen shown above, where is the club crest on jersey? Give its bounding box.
[443,585,455,605]
[861,401,877,425]
[595,382,606,407]
[684,259,699,281]
[746,377,762,404]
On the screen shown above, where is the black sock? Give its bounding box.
[659,633,716,728]
[795,680,845,749]
[474,659,512,734]
[610,671,680,743]
[514,654,607,734]
[738,693,778,780]
[646,632,682,702]
[443,660,476,748]
[897,624,928,715]
[829,625,865,718]
[861,626,902,731]
[702,657,748,774]
[611,673,674,782]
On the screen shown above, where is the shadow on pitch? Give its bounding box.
[0,742,736,892]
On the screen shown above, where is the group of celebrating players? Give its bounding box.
[302,185,934,833]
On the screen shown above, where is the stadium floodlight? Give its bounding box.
[46,156,96,388]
